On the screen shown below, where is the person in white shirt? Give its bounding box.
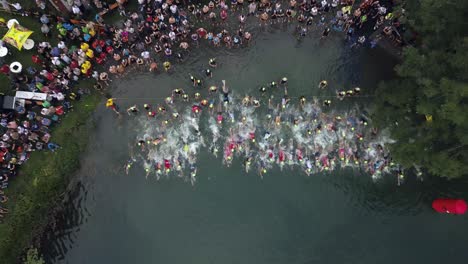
[72,5,81,16]
[170,4,177,14]
[57,41,66,49]
[141,51,150,60]
[10,2,21,11]
[60,54,71,64]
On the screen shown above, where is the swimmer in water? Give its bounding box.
[222,80,230,104]
[321,27,330,38]
[127,105,139,115]
[137,139,145,151]
[253,99,261,108]
[337,91,346,100]
[172,88,184,97]
[209,58,217,68]
[190,165,197,185]
[242,95,251,106]
[205,68,212,78]
[217,103,224,124]
[124,158,135,175]
[323,100,331,107]
[190,74,196,86]
[319,80,328,89]
[259,86,267,94]
[245,156,252,173]
[182,93,189,102]
[281,77,288,86]
[299,96,306,107]
[209,85,217,94]
[353,87,361,94]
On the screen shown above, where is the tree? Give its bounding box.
[23,248,45,264]
[373,0,468,179]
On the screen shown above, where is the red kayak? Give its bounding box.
[432,199,467,215]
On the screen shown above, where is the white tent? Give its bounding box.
[15,91,48,101]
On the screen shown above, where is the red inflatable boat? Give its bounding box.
[432,199,467,215]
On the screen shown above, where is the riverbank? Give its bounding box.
[0,87,101,264]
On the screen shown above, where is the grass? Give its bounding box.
[0,85,102,264]
[0,1,129,262]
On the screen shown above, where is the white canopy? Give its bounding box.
[15,91,48,101]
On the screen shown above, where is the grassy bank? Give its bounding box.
[0,89,101,264]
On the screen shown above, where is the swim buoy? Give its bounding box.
[432,199,467,215]
[10,62,22,73]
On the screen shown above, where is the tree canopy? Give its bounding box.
[373,0,468,179]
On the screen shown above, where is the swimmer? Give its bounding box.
[353,87,361,94]
[190,166,197,185]
[209,58,217,68]
[189,74,196,86]
[242,95,251,106]
[245,157,252,173]
[275,115,281,126]
[165,96,173,105]
[172,88,184,97]
[281,77,288,85]
[158,105,166,113]
[222,80,230,104]
[209,99,215,112]
[205,68,212,78]
[253,99,261,108]
[259,164,267,179]
[323,100,331,107]
[337,91,346,100]
[209,85,218,93]
[299,96,306,107]
[281,96,290,109]
[143,104,150,111]
[217,103,224,124]
[321,27,331,38]
[211,144,219,157]
[319,80,328,89]
[259,86,267,93]
[182,93,189,102]
[127,105,139,115]
[137,140,145,151]
[194,92,201,99]
[124,158,134,175]
[346,90,354,96]
[192,104,202,114]
[270,81,277,88]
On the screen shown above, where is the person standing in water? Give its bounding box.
[222,80,230,104]
[106,98,120,115]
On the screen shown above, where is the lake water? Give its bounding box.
[41,27,468,264]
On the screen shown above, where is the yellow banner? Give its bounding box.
[2,22,33,50]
